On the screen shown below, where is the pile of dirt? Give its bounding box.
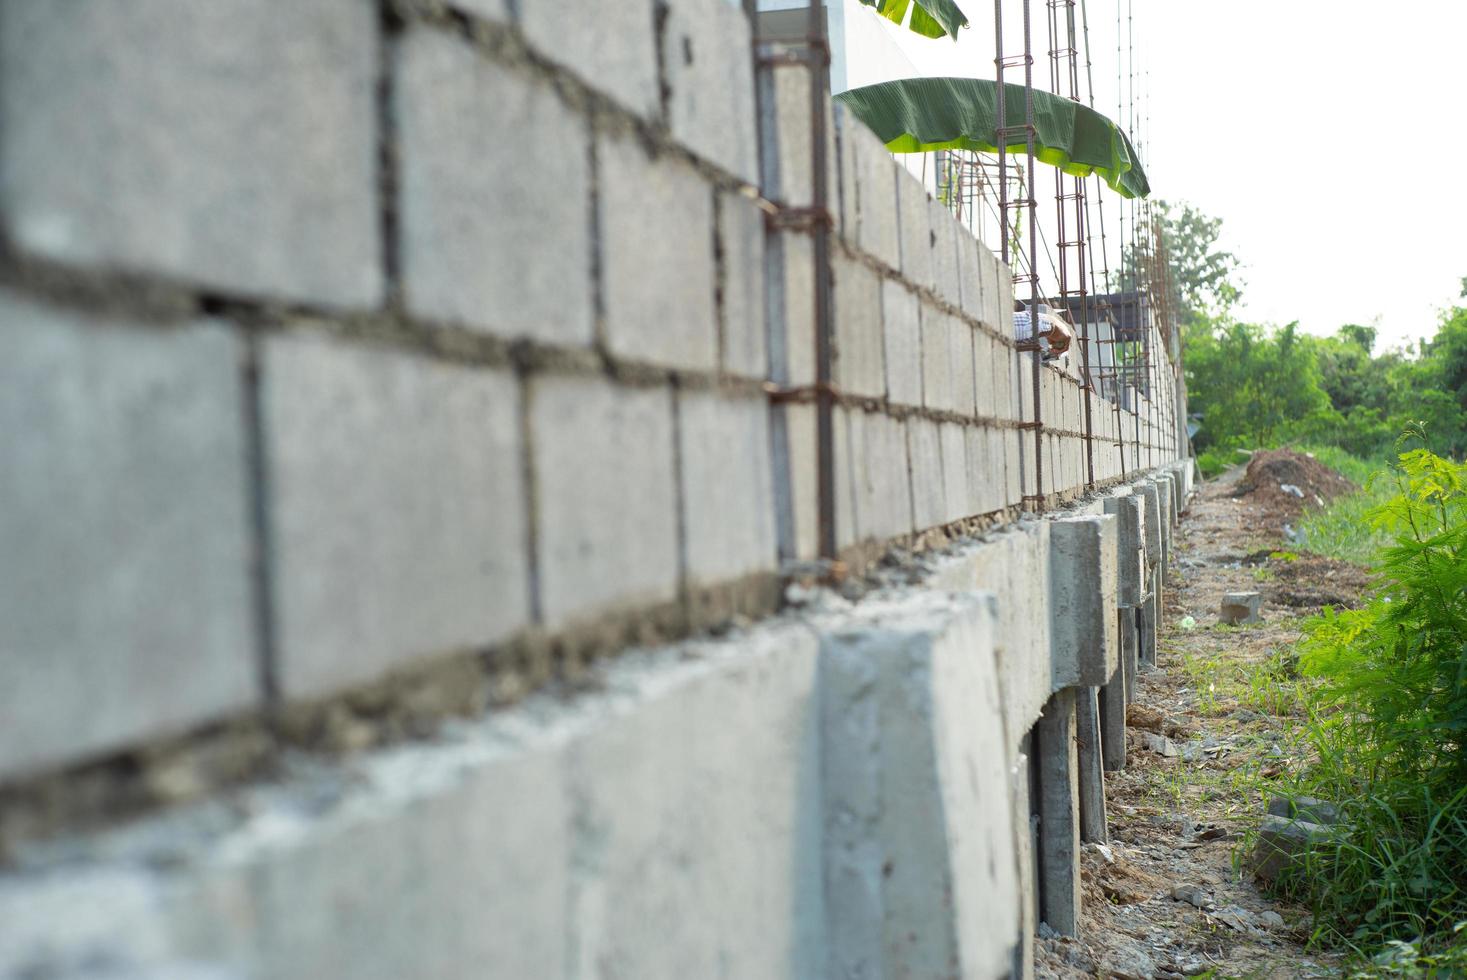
[1232,449,1356,519]
[1259,551,1375,610]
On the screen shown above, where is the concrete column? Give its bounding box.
[1122,610,1139,700]
[1012,733,1038,980]
[1139,590,1158,669]
[1075,687,1109,843]
[1099,656,1127,772]
[1037,689,1081,937]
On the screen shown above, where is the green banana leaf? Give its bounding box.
[834,76,1150,199]
[857,0,968,40]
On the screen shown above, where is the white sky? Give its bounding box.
[856,0,1467,349]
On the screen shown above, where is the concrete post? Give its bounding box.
[1099,657,1127,772]
[1139,589,1158,669]
[1037,689,1081,936]
[1075,687,1108,843]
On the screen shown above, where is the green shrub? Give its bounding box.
[1279,444,1467,957]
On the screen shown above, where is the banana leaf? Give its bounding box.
[857,0,968,40]
[834,76,1150,199]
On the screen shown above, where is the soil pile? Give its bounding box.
[1232,449,1355,519]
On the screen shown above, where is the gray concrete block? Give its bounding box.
[881,279,922,406]
[844,117,901,270]
[973,330,999,418]
[0,0,381,308]
[926,524,1054,745]
[662,0,758,182]
[772,402,819,561]
[846,411,914,543]
[980,250,1006,332]
[762,65,837,208]
[396,29,592,345]
[940,423,969,524]
[832,255,885,398]
[719,191,768,379]
[820,591,1020,980]
[896,171,934,290]
[519,0,659,118]
[599,135,717,370]
[1037,689,1081,937]
[532,375,678,627]
[261,333,529,700]
[1048,515,1119,688]
[677,391,777,585]
[1136,482,1163,572]
[908,417,945,531]
[770,231,815,386]
[956,224,986,323]
[1103,494,1146,607]
[0,292,257,778]
[951,320,977,419]
[1138,591,1158,668]
[920,308,954,413]
[568,625,826,979]
[1220,591,1263,626]
[929,197,961,308]
[965,425,1005,517]
[1075,687,1108,844]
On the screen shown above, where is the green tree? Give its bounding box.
[1116,200,1242,324]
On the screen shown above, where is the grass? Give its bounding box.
[1292,445,1395,564]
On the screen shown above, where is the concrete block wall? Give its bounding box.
[0,1,1191,973]
[0,0,1188,786]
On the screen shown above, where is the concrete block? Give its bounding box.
[1075,688,1108,844]
[519,0,658,117]
[532,376,678,627]
[832,255,884,398]
[907,417,945,530]
[1005,426,1024,508]
[1037,689,1081,936]
[0,292,256,778]
[965,425,1004,517]
[881,279,921,406]
[662,0,758,182]
[569,626,826,979]
[763,65,836,208]
[1249,815,1328,884]
[1220,591,1263,626]
[956,225,985,323]
[973,330,998,418]
[979,249,1004,332]
[896,170,933,290]
[719,191,768,378]
[677,391,777,585]
[929,197,961,307]
[920,307,952,413]
[396,28,592,345]
[846,411,913,543]
[951,320,977,419]
[1048,515,1119,688]
[925,525,1053,745]
[940,423,969,524]
[599,135,717,370]
[770,231,814,385]
[1138,592,1158,668]
[820,591,1020,980]
[1123,608,1139,701]
[771,403,819,561]
[0,0,380,308]
[1103,494,1146,607]
[1135,482,1163,572]
[844,116,901,269]
[261,333,529,700]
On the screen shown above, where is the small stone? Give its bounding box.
[1219,591,1264,625]
[1249,814,1327,882]
[1259,910,1286,929]
[1266,795,1340,825]
[1170,883,1209,908]
[1142,732,1179,757]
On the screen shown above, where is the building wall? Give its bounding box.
[0,1,1190,976]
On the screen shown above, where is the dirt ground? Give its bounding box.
[1034,463,1372,979]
